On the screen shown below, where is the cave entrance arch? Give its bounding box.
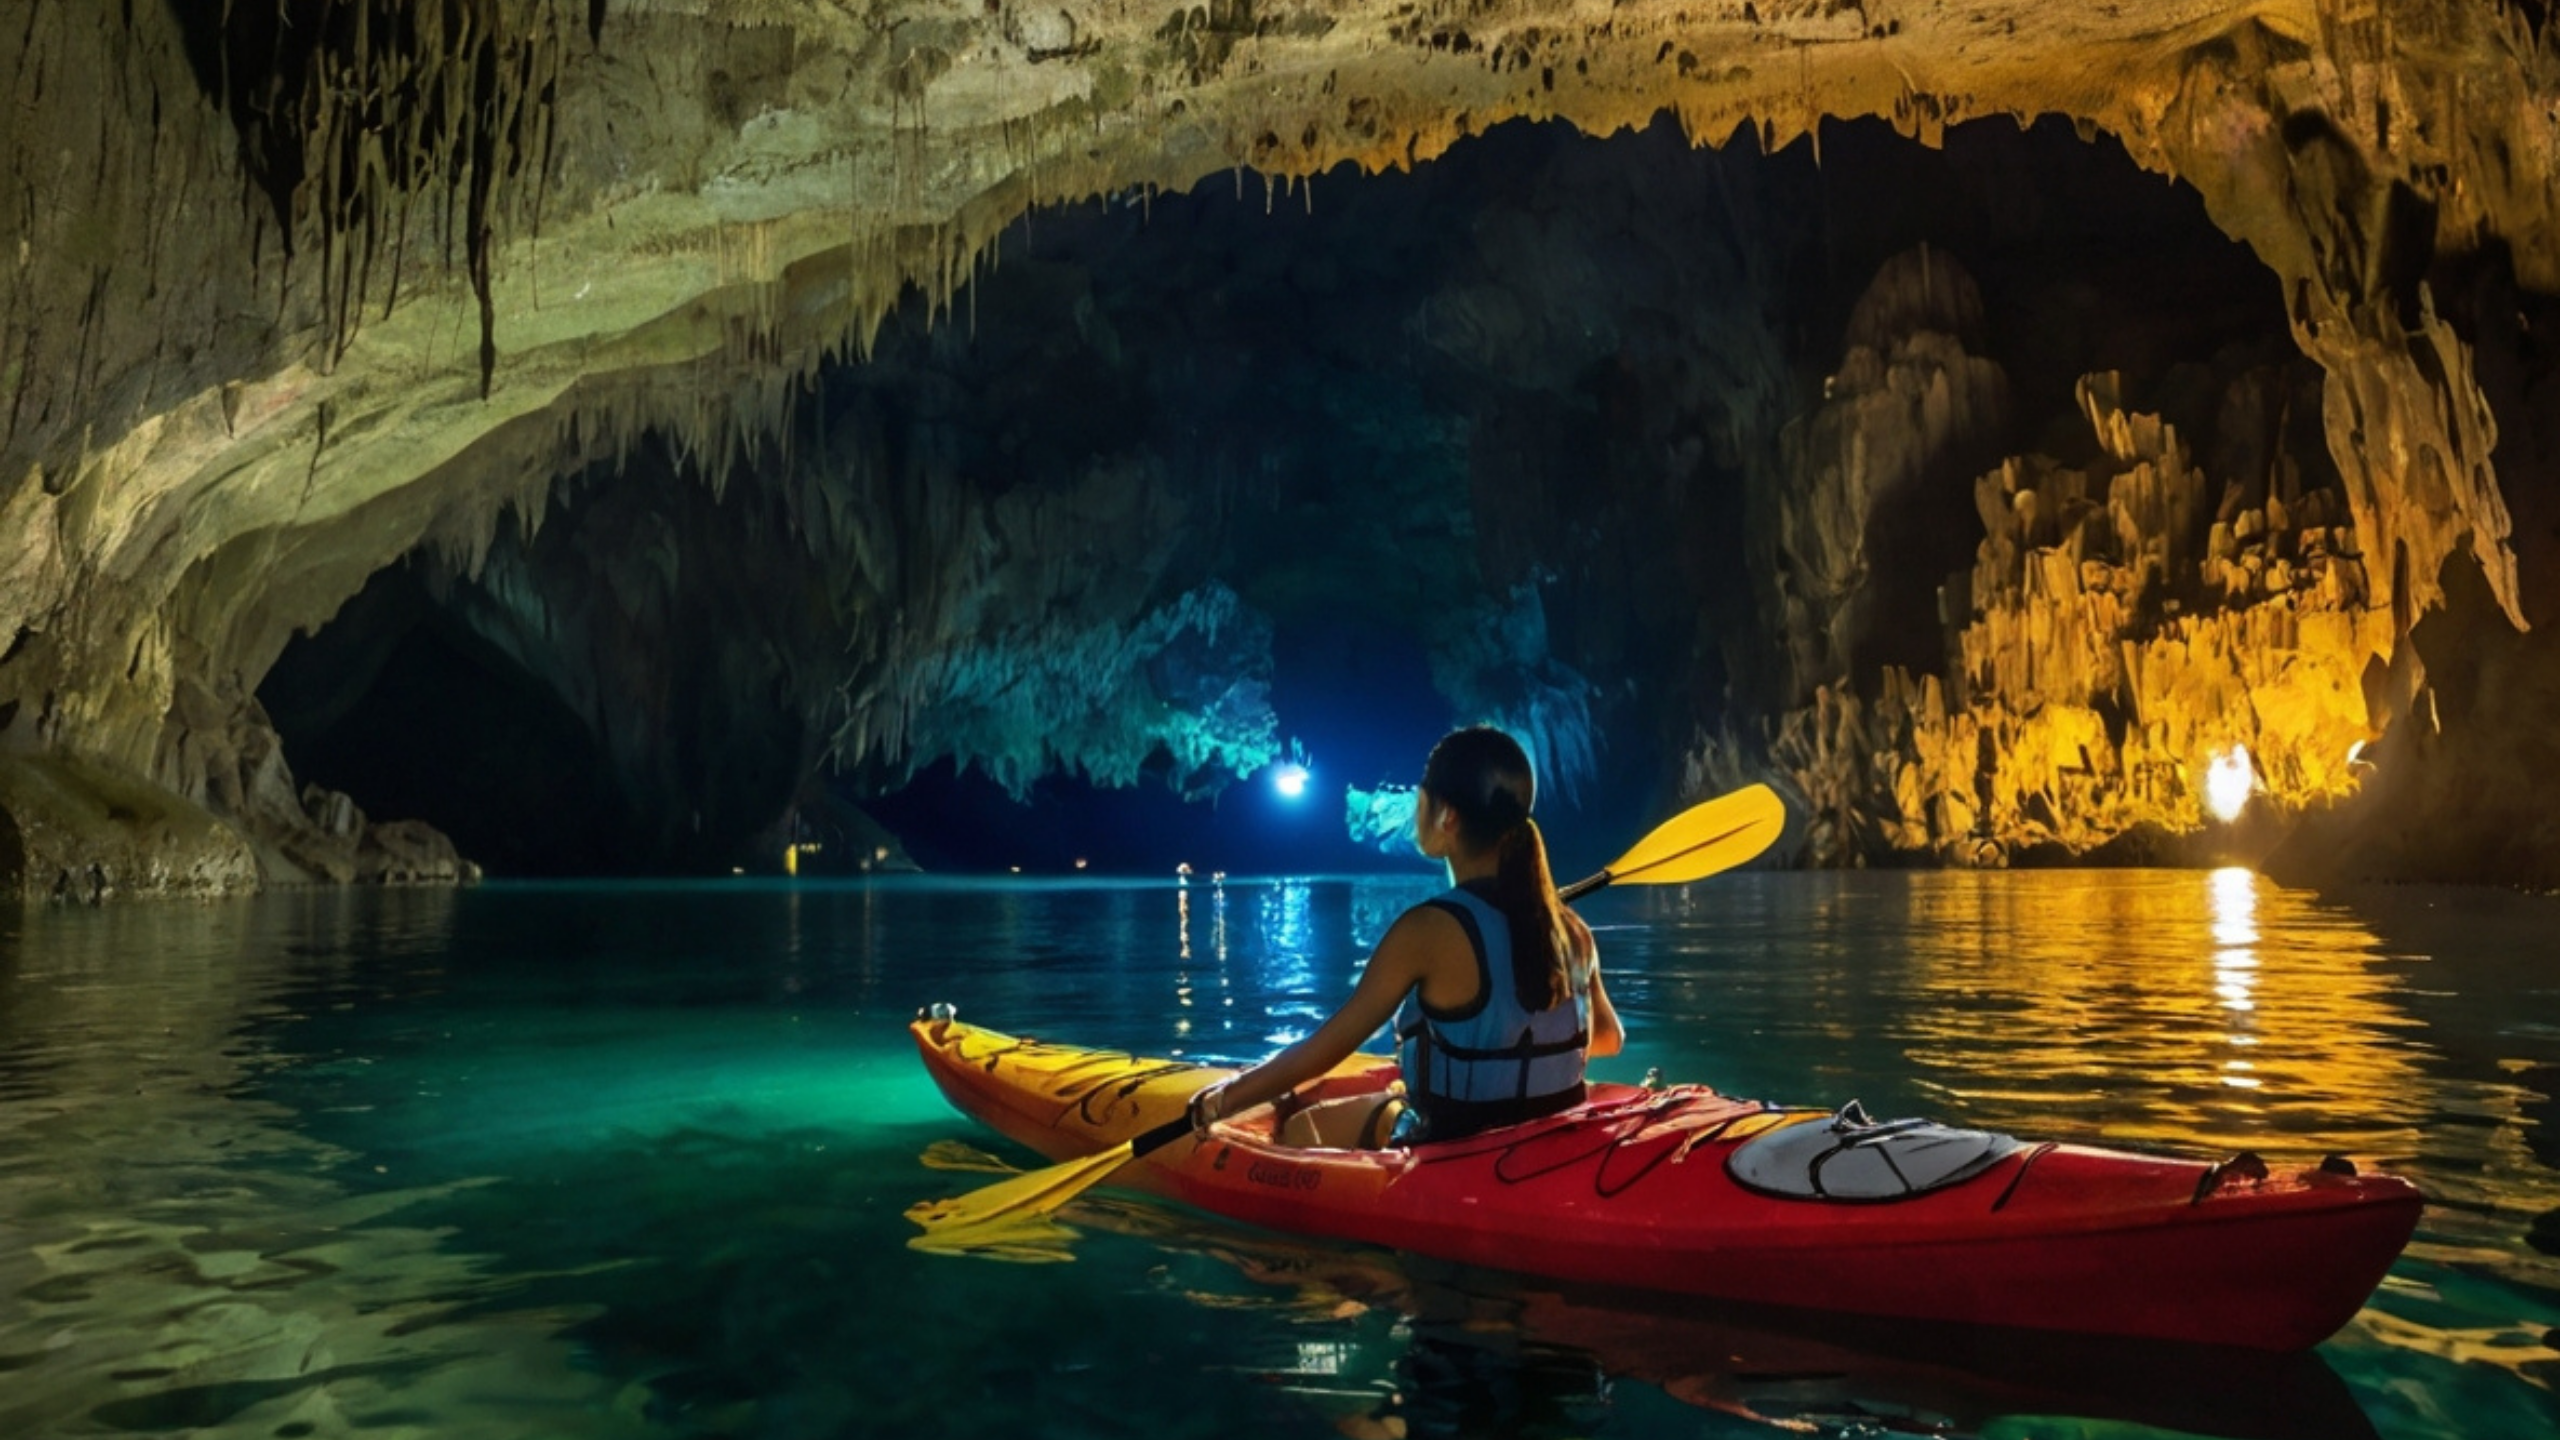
[262,112,2302,877]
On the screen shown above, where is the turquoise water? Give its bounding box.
[0,871,2554,1438]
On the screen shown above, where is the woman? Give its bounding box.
[1187,725,1623,1148]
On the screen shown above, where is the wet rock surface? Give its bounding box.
[0,755,257,903]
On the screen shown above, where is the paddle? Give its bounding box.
[1555,781,1786,902]
[905,782,1788,1250]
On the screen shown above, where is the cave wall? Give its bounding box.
[278,112,2462,882]
[4,1,2560,890]
[259,120,1798,874]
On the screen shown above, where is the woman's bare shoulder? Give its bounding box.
[1383,900,1468,949]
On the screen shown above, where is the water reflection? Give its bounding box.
[1173,884,1195,1042]
[1605,870,2560,1427]
[1073,1190,2384,1440]
[1348,876,1416,951]
[0,874,2553,1439]
[2211,866,2263,1091]
[1632,870,2437,1159]
[0,892,640,1440]
[1258,880,1323,1046]
[1167,875,1242,1052]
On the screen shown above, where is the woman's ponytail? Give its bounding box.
[1421,726,1572,1012]
[1493,819,1571,1011]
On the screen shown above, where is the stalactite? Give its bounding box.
[168,1,580,396]
[14,0,2560,892]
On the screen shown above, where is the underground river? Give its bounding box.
[0,869,2552,1439]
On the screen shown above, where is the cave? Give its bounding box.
[5,2,2560,894]
[246,115,2301,879]
[11,9,2560,1434]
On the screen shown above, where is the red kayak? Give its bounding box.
[910,1015,2422,1351]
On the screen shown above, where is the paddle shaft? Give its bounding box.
[1121,1114,1196,1163]
[1558,871,1608,903]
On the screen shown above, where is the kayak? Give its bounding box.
[909,1014,2422,1351]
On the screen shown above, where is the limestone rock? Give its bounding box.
[9,1,2560,887]
[1732,331,2401,868]
[0,754,258,903]
[356,820,478,887]
[1762,246,2011,708]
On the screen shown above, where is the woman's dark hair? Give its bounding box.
[1422,726,1572,1011]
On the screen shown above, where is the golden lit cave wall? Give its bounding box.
[1704,370,2396,868]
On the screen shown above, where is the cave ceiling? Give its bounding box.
[4,0,2560,891]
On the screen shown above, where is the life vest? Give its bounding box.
[1393,884,1588,1137]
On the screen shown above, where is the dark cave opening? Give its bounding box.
[264,111,2303,877]
[261,564,637,878]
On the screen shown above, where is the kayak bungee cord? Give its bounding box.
[1421,1090,1795,1201]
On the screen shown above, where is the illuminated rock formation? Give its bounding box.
[1717,307,2396,866]
[1760,244,2010,709]
[3,2,2558,890]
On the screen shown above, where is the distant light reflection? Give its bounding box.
[1261,881,1316,1008]
[2211,867,2259,1025]
[2210,866,2258,948]
[1888,870,2432,1156]
[2209,868,2259,1099]
[1213,881,1232,1022]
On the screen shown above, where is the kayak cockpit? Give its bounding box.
[1222,1067,1404,1151]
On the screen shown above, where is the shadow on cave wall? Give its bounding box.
[263,112,2305,877]
[262,564,645,878]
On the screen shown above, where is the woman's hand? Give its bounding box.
[1187,1080,1232,1136]
[1190,919,1434,1140]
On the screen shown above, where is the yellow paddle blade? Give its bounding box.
[917,1138,1021,1176]
[1597,783,1786,888]
[905,1138,1139,1233]
[905,1211,1084,1263]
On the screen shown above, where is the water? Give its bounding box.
[0,870,2553,1439]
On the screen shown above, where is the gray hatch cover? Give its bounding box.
[1726,1100,2025,1201]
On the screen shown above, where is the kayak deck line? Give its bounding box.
[909,1016,2424,1350]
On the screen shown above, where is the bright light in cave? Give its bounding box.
[2205,746,2255,823]
[1270,762,1310,800]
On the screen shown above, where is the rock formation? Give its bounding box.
[1708,281,2393,868]
[3,2,2558,890]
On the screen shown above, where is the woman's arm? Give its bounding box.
[1191,907,1453,1127]
[1572,914,1624,1058]
[1586,961,1625,1058]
